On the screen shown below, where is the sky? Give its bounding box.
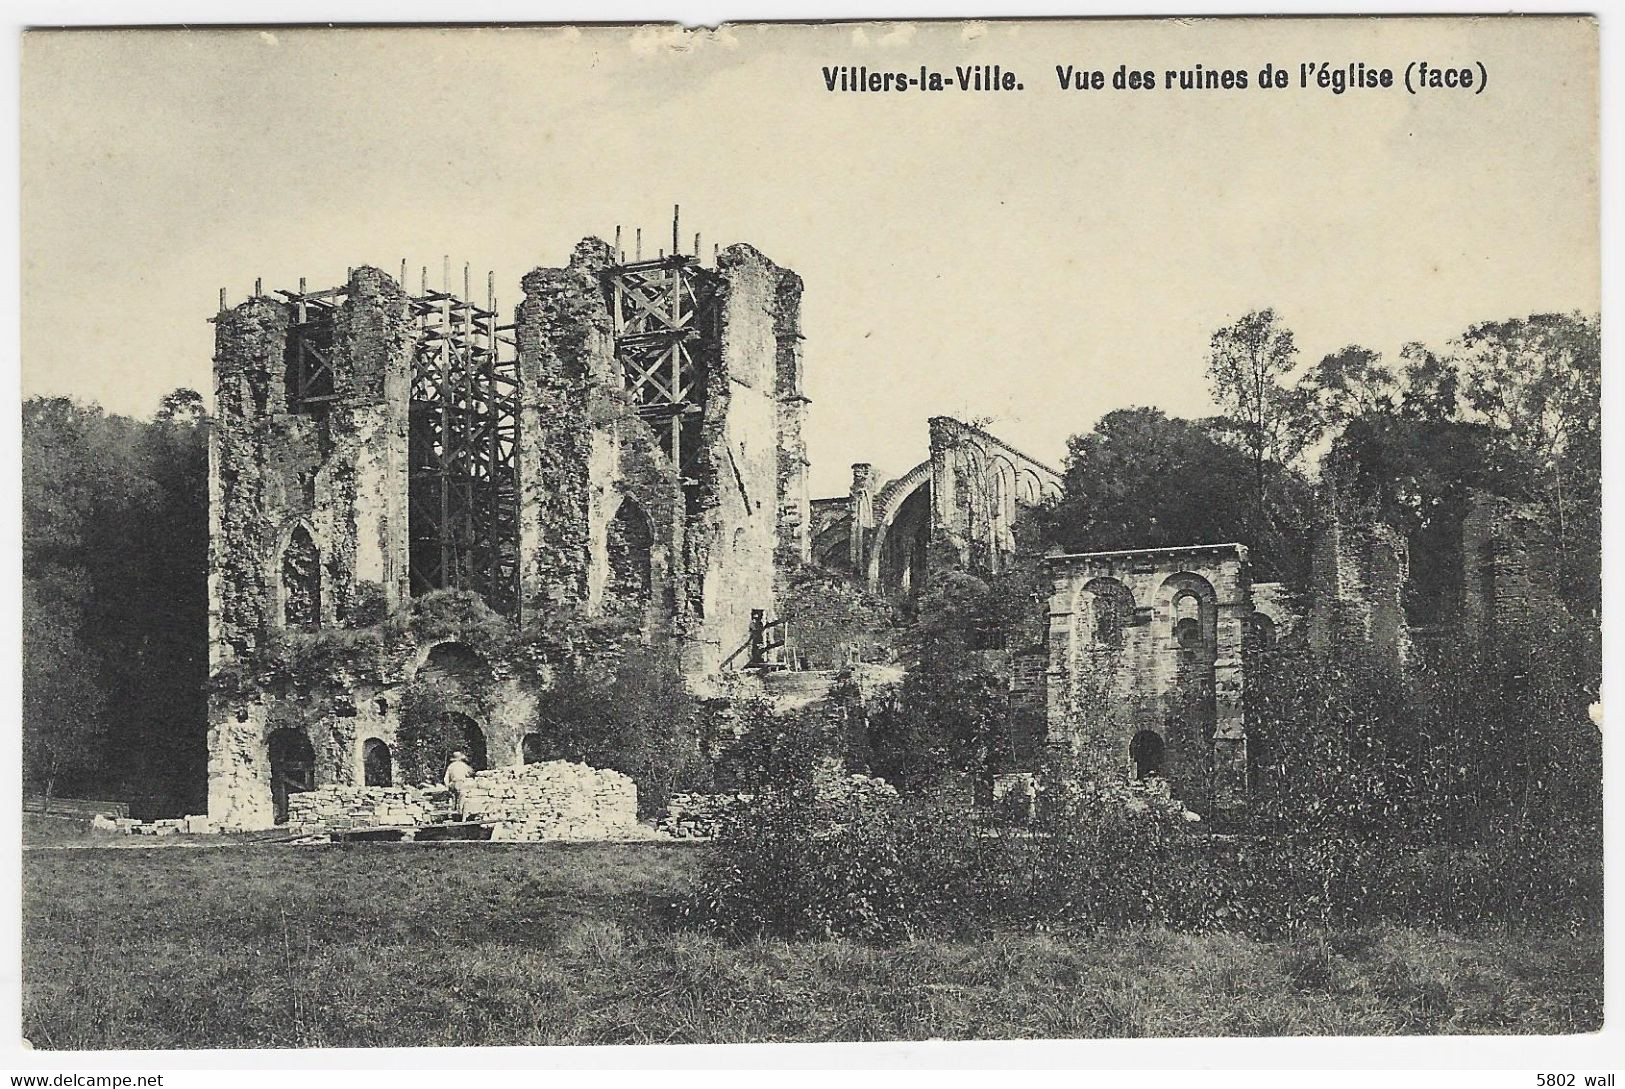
[20,18,1599,497]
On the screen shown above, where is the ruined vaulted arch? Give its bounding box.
[413,639,492,686]
[603,496,654,621]
[865,460,934,589]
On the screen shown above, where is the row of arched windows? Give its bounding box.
[1080,574,1280,652]
[273,497,660,633]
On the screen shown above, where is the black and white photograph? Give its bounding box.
[12,11,1610,1068]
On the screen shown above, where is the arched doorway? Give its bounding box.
[362,738,393,787]
[447,712,487,772]
[521,732,543,765]
[1129,729,1165,781]
[268,728,316,825]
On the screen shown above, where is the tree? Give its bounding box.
[1453,313,1600,614]
[1205,309,1310,513]
[1397,341,1460,423]
[1045,407,1314,585]
[1294,344,1398,443]
[21,585,108,803]
[1329,414,1530,623]
[21,390,210,815]
[531,645,708,816]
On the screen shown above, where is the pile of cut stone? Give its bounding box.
[465,761,647,841]
[658,792,752,839]
[90,813,215,836]
[288,786,438,832]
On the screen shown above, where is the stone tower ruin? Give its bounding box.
[206,237,809,829]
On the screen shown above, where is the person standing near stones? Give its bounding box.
[443,750,474,820]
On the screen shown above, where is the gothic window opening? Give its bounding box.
[604,500,654,621]
[1086,578,1135,647]
[281,525,321,631]
[362,738,393,787]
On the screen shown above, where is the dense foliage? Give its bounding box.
[691,614,1601,943]
[1043,407,1317,585]
[22,392,209,815]
[528,646,712,817]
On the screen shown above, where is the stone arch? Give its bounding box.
[1130,729,1166,780]
[1159,572,1219,644]
[446,712,488,772]
[877,482,931,597]
[1246,611,1278,651]
[864,461,933,584]
[362,737,393,787]
[520,732,543,765]
[811,516,850,570]
[1081,576,1136,647]
[414,639,491,684]
[277,521,321,631]
[604,497,654,621]
[267,727,315,825]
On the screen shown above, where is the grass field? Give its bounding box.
[22,840,1602,1049]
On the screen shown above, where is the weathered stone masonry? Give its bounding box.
[207,240,810,830]
[1043,544,1251,812]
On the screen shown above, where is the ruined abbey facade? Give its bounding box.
[206,233,1562,829]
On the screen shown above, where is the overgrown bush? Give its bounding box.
[685,768,1214,942]
[685,711,1601,944]
[529,646,708,817]
[395,675,484,785]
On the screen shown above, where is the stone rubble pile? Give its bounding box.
[658,791,752,839]
[658,773,899,839]
[288,786,439,832]
[463,761,643,841]
[91,813,215,836]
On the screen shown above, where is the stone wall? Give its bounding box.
[1307,466,1411,668]
[209,237,811,828]
[928,416,1063,579]
[458,760,638,836]
[208,269,416,828]
[1043,544,1250,812]
[288,784,441,831]
[1461,489,1562,634]
[283,760,640,841]
[842,418,1062,597]
[208,268,413,670]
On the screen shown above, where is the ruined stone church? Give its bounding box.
[206,232,1559,830]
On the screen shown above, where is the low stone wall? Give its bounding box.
[281,762,644,841]
[659,792,751,839]
[91,813,215,836]
[659,773,899,839]
[288,786,441,832]
[463,761,642,841]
